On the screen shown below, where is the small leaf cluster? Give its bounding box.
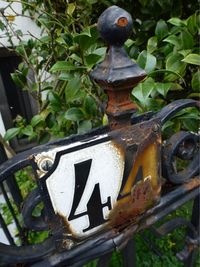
[2,0,199,143]
[128,11,199,136]
[2,1,107,143]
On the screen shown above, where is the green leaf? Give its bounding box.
[78,120,92,134]
[39,132,50,144]
[75,27,91,38]
[31,115,44,127]
[59,72,74,81]
[50,61,85,72]
[65,77,81,102]
[74,36,94,52]
[102,114,108,126]
[162,121,174,132]
[180,30,194,49]
[149,69,185,84]
[192,71,200,91]
[165,54,186,81]
[132,78,155,105]
[11,73,26,88]
[178,49,191,57]
[147,36,157,53]
[64,108,84,121]
[67,3,76,16]
[4,128,20,141]
[187,93,200,98]
[48,92,62,112]
[125,39,135,48]
[0,20,5,31]
[155,20,168,41]
[69,53,82,63]
[137,51,157,73]
[168,18,186,27]
[85,54,102,68]
[155,83,172,97]
[169,83,184,91]
[183,119,199,132]
[73,26,98,51]
[187,13,199,35]
[56,37,66,45]
[84,96,97,116]
[92,47,107,57]
[138,0,149,6]
[182,54,200,65]
[163,35,181,49]
[22,125,33,137]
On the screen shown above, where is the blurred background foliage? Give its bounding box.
[1,0,199,143]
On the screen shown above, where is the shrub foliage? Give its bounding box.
[1,0,199,143]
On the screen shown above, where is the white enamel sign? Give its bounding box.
[42,137,124,238]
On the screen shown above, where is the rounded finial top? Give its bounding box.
[97,5,133,46]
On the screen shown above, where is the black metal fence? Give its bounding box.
[0,5,199,267]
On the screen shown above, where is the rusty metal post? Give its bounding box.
[90,5,146,129]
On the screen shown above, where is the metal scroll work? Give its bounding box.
[0,5,199,267]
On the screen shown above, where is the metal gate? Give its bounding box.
[0,5,199,267]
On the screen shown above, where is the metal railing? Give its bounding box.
[0,5,199,267]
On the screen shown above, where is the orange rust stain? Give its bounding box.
[6,15,15,22]
[183,177,200,190]
[119,142,160,203]
[109,178,156,229]
[111,140,126,161]
[117,17,128,27]
[56,212,74,235]
[108,138,161,230]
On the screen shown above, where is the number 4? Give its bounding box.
[68,159,112,232]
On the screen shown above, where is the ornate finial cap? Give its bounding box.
[90,6,146,127]
[97,5,133,46]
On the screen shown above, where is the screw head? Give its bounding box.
[40,158,53,172]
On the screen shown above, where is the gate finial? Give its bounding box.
[90,5,146,128]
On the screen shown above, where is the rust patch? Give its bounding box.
[49,213,79,248]
[109,177,157,230]
[117,17,128,27]
[56,212,74,236]
[6,15,15,22]
[183,177,200,190]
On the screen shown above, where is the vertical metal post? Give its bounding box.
[181,195,200,267]
[122,239,136,267]
[90,5,146,265]
[90,5,146,129]
[0,144,22,208]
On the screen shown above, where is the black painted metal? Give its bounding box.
[96,252,112,267]
[162,131,199,184]
[122,239,136,267]
[22,187,48,231]
[0,5,199,267]
[0,144,22,208]
[0,212,15,245]
[90,6,146,86]
[177,195,200,266]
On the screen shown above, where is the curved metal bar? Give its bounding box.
[151,217,198,238]
[154,99,199,126]
[0,237,55,266]
[0,177,199,266]
[22,188,48,231]
[31,178,200,267]
[0,126,108,183]
[162,131,199,184]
